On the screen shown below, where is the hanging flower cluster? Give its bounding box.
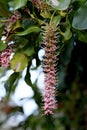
[0,45,12,67]
[4,11,21,37]
[42,22,58,115]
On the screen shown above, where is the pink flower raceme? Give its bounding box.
[4,11,21,36]
[0,45,12,67]
[42,22,58,115]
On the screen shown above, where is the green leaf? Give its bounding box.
[78,31,87,43]
[0,22,4,28]
[5,72,19,95]
[0,1,11,17]
[11,52,28,72]
[24,63,33,87]
[22,19,36,29]
[72,1,87,30]
[52,15,61,26]
[16,26,41,36]
[14,0,27,10]
[58,0,70,10]
[24,46,34,56]
[0,41,7,52]
[0,26,4,36]
[11,20,21,31]
[63,27,72,40]
[15,37,28,49]
[40,12,51,18]
[47,0,70,10]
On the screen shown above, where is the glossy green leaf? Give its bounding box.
[58,0,70,10]
[16,26,41,36]
[78,31,87,43]
[11,52,28,72]
[14,0,27,10]
[0,41,7,52]
[72,1,87,30]
[52,15,61,26]
[47,0,70,10]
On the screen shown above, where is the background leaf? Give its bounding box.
[52,15,61,26]
[16,26,41,36]
[14,0,27,10]
[77,31,87,43]
[48,0,71,10]
[4,72,19,96]
[24,63,32,87]
[0,1,10,17]
[11,52,28,72]
[72,1,87,30]
[0,41,7,52]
